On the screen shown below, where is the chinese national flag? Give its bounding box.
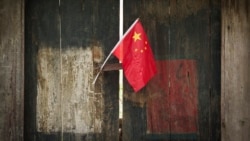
[113,19,157,92]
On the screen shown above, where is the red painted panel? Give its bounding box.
[147,60,198,134]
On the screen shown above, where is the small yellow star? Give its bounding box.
[132,32,141,42]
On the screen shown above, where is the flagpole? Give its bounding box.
[119,0,123,40]
[119,0,123,119]
[92,18,139,84]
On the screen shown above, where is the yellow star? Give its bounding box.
[132,32,141,42]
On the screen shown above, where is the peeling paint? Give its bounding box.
[92,46,104,63]
[37,46,104,133]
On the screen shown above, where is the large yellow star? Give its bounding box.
[132,32,141,42]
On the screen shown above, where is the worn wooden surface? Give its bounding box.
[221,0,250,141]
[25,0,119,141]
[0,0,24,140]
[147,60,198,134]
[0,0,249,140]
[123,0,221,141]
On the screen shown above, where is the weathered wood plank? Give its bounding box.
[25,0,119,141]
[147,60,198,134]
[90,1,120,140]
[208,0,221,140]
[123,1,170,141]
[170,1,209,140]
[24,0,61,141]
[123,0,221,141]
[171,1,221,141]
[103,63,122,71]
[221,0,250,141]
[61,0,120,140]
[0,0,24,140]
[24,0,61,140]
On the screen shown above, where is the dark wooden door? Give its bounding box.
[24,0,221,141]
[122,0,221,141]
[25,0,119,141]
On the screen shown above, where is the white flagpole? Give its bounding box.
[92,18,139,84]
[119,0,123,119]
[119,0,123,40]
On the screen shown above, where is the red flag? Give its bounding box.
[113,20,157,92]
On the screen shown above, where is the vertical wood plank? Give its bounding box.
[60,0,102,138]
[209,0,221,140]
[170,1,220,141]
[24,0,61,140]
[60,0,119,140]
[0,0,24,140]
[170,1,209,140]
[123,0,170,141]
[92,1,120,140]
[221,0,250,141]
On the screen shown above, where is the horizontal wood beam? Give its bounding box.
[103,63,122,71]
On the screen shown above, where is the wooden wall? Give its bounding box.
[0,0,24,140]
[24,0,119,141]
[122,0,221,140]
[221,0,250,141]
[0,0,250,141]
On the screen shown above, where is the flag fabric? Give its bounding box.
[113,19,157,92]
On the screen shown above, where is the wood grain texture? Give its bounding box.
[0,0,24,140]
[123,0,221,141]
[147,60,198,134]
[25,0,119,140]
[221,0,250,141]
